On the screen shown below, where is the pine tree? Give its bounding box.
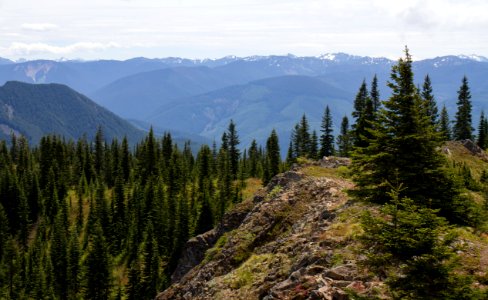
[265,129,281,180]
[478,111,487,149]
[85,222,111,300]
[310,130,318,159]
[247,140,260,178]
[0,203,9,261]
[94,126,105,179]
[439,105,452,141]
[141,223,160,299]
[454,76,474,140]
[296,114,311,157]
[421,74,439,126]
[352,80,368,119]
[67,230,80,299]
[353,96,375,148]
[360,188,476,299]
[51,212,68,299]
[351,48,470,223]
[320,106,334,157]
[370,74,381,112]
[286,141,295,165]
[126,261,142,300]
[194,190,213,235]
[337,116,351,157]
[227,120,240,179]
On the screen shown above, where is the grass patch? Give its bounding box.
[203,233,229,263]
[241,178,263,200]
[302,165,349,179]
[445,141,488,180]
[222,253,290,290]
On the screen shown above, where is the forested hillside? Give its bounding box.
[0,81,144,144]
[0,120,288,299]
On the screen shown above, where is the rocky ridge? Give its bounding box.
[156,160,385,299]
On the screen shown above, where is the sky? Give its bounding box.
[0,0,487,61]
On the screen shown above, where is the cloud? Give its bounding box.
[21,23,58,32]
[3,42,121,56]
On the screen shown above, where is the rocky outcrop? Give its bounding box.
[319,156,351,168]
[171,195,257,283]
[460,139,488,161]
[156,167,383,300]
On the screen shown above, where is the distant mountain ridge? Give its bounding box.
[0,53,487,148]
[0,81,144,144]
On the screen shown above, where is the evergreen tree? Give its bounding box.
[439,105,452,141]
[51,212,68,299]
[296,114,311,157]
[227,120,240,179]
[265,129,281,182]
[310,130,318,159]
[421,74,439,126]
[85,222,111,300]
[247,140,260,178]
[337,116,351,157]
[454,76,474,140]
[194,190,213,235]
[141,223,160,299]
[0,203,8,261]
[111,174,126,251]
[361,188,477,299]
[320,106,334,157]
[353,96,375,148]
[352,80,368,119]
[94,126,105,179]
[351,48,471,223]
[286,141,295,165]
[67,230,80,299]
[126,262,142,300]
[370,74,381,112]
[477,111,487,149]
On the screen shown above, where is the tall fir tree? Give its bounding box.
[85,222,110,300]
[421,74,439,126]
[297,114,311,157]
[351,47,470,223]
[310,130,318,159]
[337,116,351,157]
[453,76,474,140]
[370,74,381,112]
[477,111,487,149]
[439,105,452,141]
[264,129,281,183]
[353,96,375,148]
[227,120,240,179]
[352,80,368,119]
[320,106,334,157]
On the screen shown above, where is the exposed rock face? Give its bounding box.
[460,139,488,161]
[319,156,351,168]
[156,167,381,300]
[171,199,256,283]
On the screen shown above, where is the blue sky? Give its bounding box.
[0,0,487,60]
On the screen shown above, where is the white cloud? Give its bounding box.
[0,0,487,60]
[21,23,58,31]
[2,42,121,56]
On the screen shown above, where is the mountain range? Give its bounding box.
[0,53,487,148]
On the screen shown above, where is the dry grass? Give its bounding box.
[302,165,349,179]
[444,141,488,180]
[241,178,262,200]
